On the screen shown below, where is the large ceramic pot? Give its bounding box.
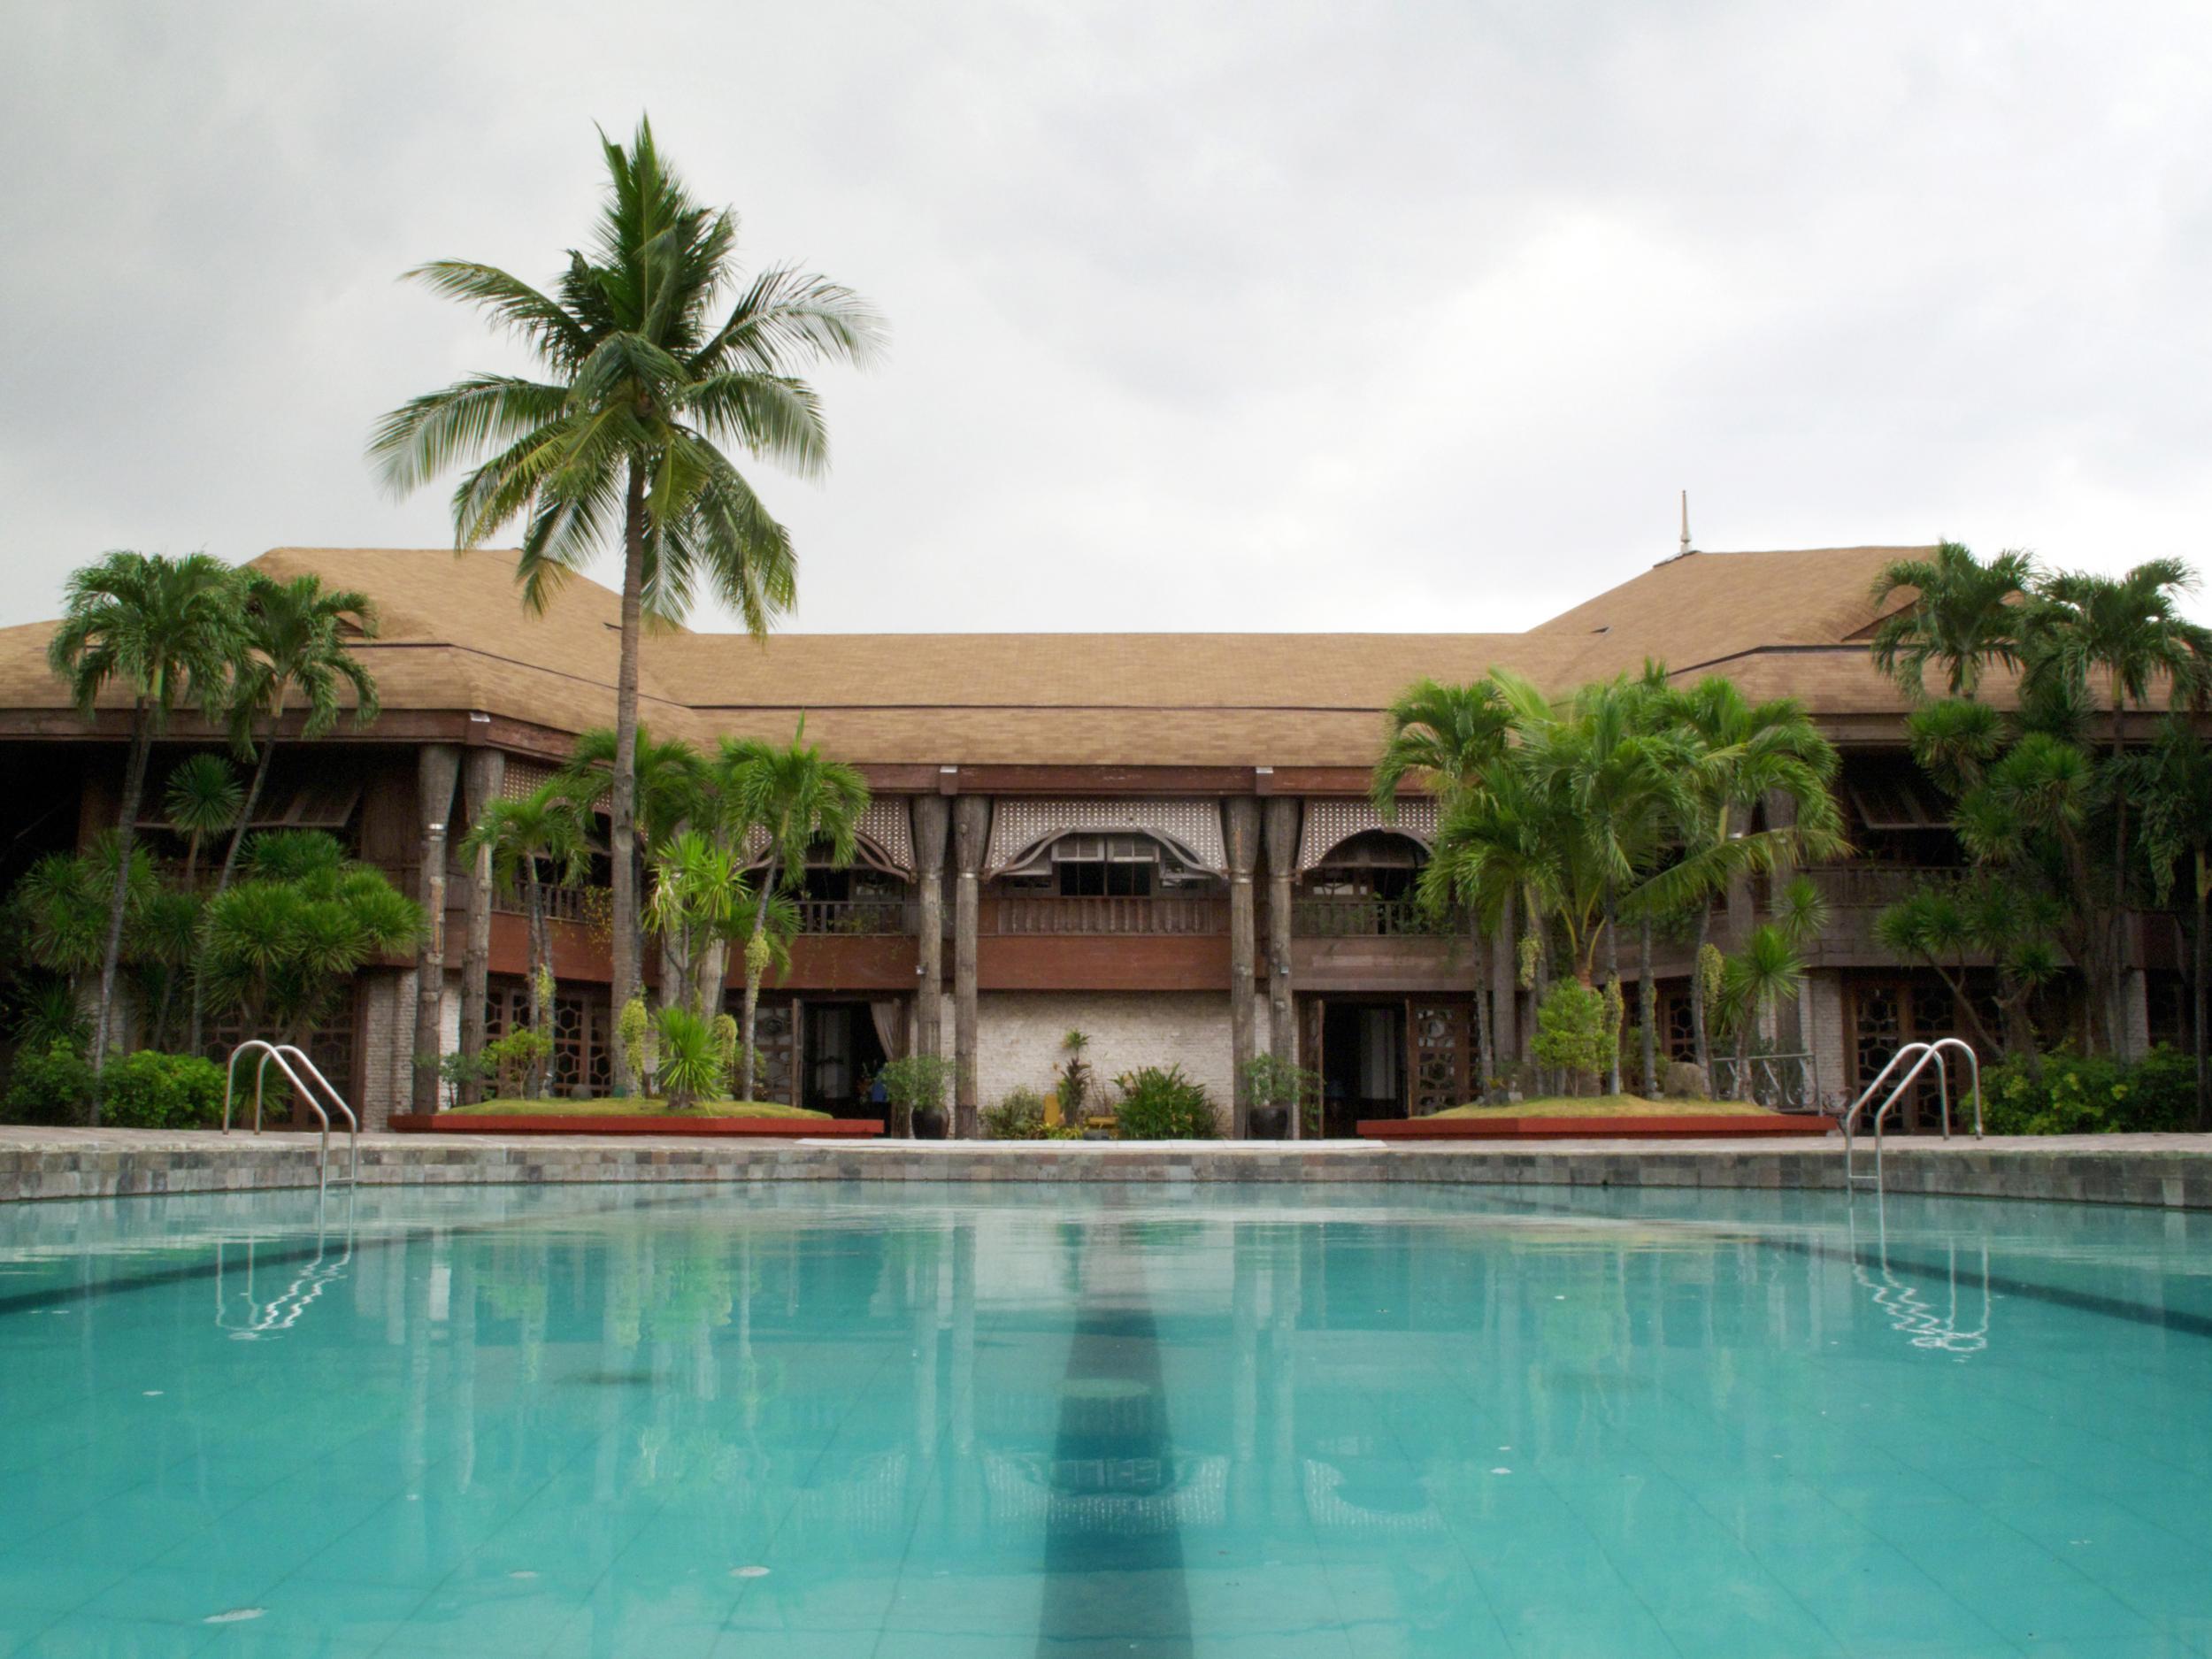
[1248,1102,1290,1141]
[912,1103,949,1141]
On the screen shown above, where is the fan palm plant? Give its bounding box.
[1867,541,2038,701]
[371,118,882,1092]
[46,551,246,1084]
[721,723,867,1107]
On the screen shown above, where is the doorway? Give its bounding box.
[1317,1001,1405,1136]
[800,1001,890,1121]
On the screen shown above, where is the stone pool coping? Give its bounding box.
[3,1126,2211,1210]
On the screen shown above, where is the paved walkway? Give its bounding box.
[3,1125,2210,1208]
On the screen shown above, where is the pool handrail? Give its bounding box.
[1841,1042,1954,1194]
[222,1040,359,1194]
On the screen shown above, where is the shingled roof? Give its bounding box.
[0,543,1930,766]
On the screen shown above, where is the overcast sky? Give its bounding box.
[4,2,2211,635]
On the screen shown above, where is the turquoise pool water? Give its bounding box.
[0,1181,2208,1658]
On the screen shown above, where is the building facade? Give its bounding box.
[0,543,2185,1130]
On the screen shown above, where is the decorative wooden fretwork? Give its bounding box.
[498,758,561,804]
[985,799,1227,877]
[742,999,795,1105]
[1296,798,1439,873]
[741,798,915,877]
[485,978,609,1097]
[1409,1001,1474,1113]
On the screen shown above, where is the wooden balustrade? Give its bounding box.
[1290,896,1453,937]
[987,895,1226,935]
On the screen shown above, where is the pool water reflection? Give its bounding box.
[0,1182,2208,1657]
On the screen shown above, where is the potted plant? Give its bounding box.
[877,1054,954,1139]
[1239,1052,1319,1140]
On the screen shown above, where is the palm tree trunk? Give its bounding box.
[1602,882,1622,1095]
[2111,702,2131,1055]
[90,703,156,1092]
[1691,904,1713,1079]
[1638,917,1656,1098]
[1469,912,1493,1104]
[738,852,776,1103]
[2196,851,2208,1132]
[609,462,648,1094]
[190,720,276,1054]
[525,874,548,1100]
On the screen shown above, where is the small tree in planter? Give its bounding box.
[876,1054,953,1139]
[1238,1053,1319,1139]
[1532,980,1611,1097]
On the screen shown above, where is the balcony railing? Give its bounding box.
[1803,864,1961,910]
[795,898,911,936]
[987,895,1226,936]
[489,884,597,926]
[1292,896,1454,938]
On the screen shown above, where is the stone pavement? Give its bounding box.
[3,1125,2210,1209]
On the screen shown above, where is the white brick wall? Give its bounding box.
[975,991,1242,1125]
[358,971,411,1129]
[1802,970,1848,1113]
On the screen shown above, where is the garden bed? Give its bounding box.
[391,1098,881,1138]
[1361,1094,1837,1141]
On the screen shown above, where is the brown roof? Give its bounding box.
[0,543,1939,767]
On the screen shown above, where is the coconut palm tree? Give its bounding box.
[460,786,590,1095]
[1867,541,2038,701]
[46,551,245,1084]
[1372,676,1518,1094]
[722,723,867,1107]
[188,572,379,1051]
[371,118,882,1092]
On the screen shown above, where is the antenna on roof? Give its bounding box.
[1678,490,1692,557]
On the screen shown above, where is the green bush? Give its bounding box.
[98,1050,228,1129]
[1532,980,1612,1093]
[4,1039,96,1125]
[1112,1064,1218,1140]
[1983,1047,2196,1135]
[980,1087,1048,1139]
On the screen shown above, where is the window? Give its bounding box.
[1055,835,1156,896]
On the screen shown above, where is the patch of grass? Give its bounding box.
[1426,1094,1783,1119]
[448,1097,831,1120]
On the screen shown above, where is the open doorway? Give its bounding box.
[801,1001,890,1121]
[1317,1001,1404,1136]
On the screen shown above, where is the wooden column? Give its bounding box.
[1263,798,1300,1063]
[911,796,949,1061]
[411,744,461,1113]
[951,795,990,1138]
[458,748,504,1104]
[1225,797,1260,1137]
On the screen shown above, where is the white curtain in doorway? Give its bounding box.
[869,999,907,1061]
[1360,1007,1398,1100]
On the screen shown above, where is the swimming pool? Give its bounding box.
[0,1181,2207,1658]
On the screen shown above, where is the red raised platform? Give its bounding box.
[1360,1112,1838,1141]
[388,1113,883,1138]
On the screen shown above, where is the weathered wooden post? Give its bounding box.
[952,795,990,1138]
[1225,797,1261,1137]
[1263,797,1300,1064]
[911,795,949,1062]
[458,746,504,1103]
[411,744,461,1113]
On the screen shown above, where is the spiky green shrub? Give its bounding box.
[654,1006,723,1112]
[1113,1065,1218,1140]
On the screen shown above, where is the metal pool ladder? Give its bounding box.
[222,1040,360,1194]
[1839,1038,1982,1195]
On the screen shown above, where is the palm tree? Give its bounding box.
[188,572,379,1052]
[1372,676,1517,1095]
[155,753,242,1043]
[47,551,245,1083]
[460,786,589,1095]
[1868,541,2038,701]
[2026,560,2212,1047]
[371,118,883,1093]
[1635,677,1843,1084]
[2128,718,2212,1125]
[722,723,867,1108]
[554,725,703,1022]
